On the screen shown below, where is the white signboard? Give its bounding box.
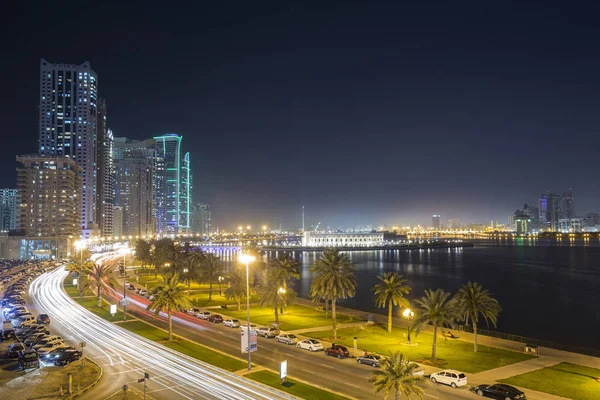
[280,360,287,380]
[110,304,117,315]
[72,278,78,286]
[241,329,258,353]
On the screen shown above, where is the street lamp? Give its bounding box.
[120,247,131,321]
[238,253,255,370]
[403,308,414,343]
[278,287,286,315]
[218,276,224,296]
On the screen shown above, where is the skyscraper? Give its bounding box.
[96,99,114,236]
[539,192,561,232]
[192,204,211,237]
[154,134,182,234]
[16,155,82,258]
[180,152,192,233]
[0,189,18,232]
[38,59,98,233]
[432,214,441,229]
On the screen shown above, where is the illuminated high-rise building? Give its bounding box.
[96,98,114,236]
[0,189,18,232]
[38,59,98,233]
[154,134,182,234]
[192,204,211,237]
[432,214,441,229]
[180,152,192,233]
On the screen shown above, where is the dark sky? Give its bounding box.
[3,1,600,230]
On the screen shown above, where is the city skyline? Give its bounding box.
[3,2,600,230]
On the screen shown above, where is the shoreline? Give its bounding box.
[260,242,473,251]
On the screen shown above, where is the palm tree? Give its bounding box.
[412,289,456,362]
[257,267,297,327]
[224,268,247,311]
[372,272,411,333]
[202,253,223,301]
[309,249,357,340]
[81,263,113,307]
[177,249,204,293]
[66,251,95,297]
[151,238,177,278]
[146,274,190,341]
[134,240,152,271]
[270,255,300,313]
[245,246,266,286]
[369,352,424,400]
[454,282,501,352]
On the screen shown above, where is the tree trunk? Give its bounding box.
[432,324,438,362]
[219,282,222,296]
[168,310,173,341]
[97,286,102,308]
[237,299,241,312]
[395,388,400,400]
[387,301,393,333]
[274,305,279,327]
[325,299,328,319]
[332,299,337,340]
[209,271,213,301]
[473,322,478,352]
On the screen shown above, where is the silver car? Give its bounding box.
[275,334,298,345]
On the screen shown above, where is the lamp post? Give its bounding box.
[218,276,224,296]
[238,253,255,371]
[403,308,414,343]
[120,247,130,321]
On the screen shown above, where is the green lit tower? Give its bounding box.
[180,152,192,233]
[154,133,182,234]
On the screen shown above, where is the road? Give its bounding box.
[103,270,478,400]
[28,267,297,400]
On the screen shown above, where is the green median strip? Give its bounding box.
[246,370,350,400]
[304,325,533,373]
[499,362,600,400]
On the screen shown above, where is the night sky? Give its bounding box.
[3,1,600,230]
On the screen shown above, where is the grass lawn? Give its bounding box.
[246,370,349,400]
[118,321,247,372]
[500,362,600,400]
[306,325,533,373]
[223,304,358,331]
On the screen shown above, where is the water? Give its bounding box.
[255,243,599,349]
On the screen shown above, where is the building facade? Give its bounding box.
[16,155,82,258]
[112,206,123,238]
[302,232,384,247]
[180,152,192,233]
[0,189,18,232]
[154,134,182,234]
[539,193,561,232]
[514,212,532,234]
[39,59,98,232]
[192,204,211,237]
[96,99,114,237]
[432,214,441,229]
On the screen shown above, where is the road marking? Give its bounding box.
[300,368,315,374]
[110,367,146,375]
[319,363,335,369]
[264,357,277,362]
[347,383,362,389]
[424,394,439,398]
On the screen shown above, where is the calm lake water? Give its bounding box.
[250,241,599,349]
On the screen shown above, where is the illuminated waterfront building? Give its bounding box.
[0,189,18,232]
[180,152,192,233]
[154,134,182,234]
[192,204,211,237]
[432,214,441,229]
[96,99,114,237]
[302,231,384,247]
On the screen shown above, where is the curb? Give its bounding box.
[66,356,103,399]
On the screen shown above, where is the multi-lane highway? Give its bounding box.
[29,267,296,400]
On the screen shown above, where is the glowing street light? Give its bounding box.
[238,253,255,370]
[403,308,414,343]
[218,275,224,296]
[120,247,131,321]
[74,240,86,295]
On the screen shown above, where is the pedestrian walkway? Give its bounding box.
[471,357,560,382]
[286,321,365,335]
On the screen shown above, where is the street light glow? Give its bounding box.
[403,308,414,319]
[238,254,256,264]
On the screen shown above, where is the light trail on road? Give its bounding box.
[30,267,295,400]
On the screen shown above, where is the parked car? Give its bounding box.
[357,354,384,367]
[325,344,350,359]
[18,349,40,370]
[37,342,67,357]
[430,369,468,388]
[187,308,200,316]
[196,311,211,320]
[475,384,527,399]
[256,327,278,338]
[239,323,258,331]
[7,342,25,358]
[24,334,51,346]
[1,328,16,341]
[223,319,241,328]
[275,334,298,345]
[139,289,148,296]
[128,284,135,290]
[33,335,63,350]
[37,314,50,325]
[208,314,223,323]
[296,339,324,352]
[54,349,82,366]
[42,346,76,361]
